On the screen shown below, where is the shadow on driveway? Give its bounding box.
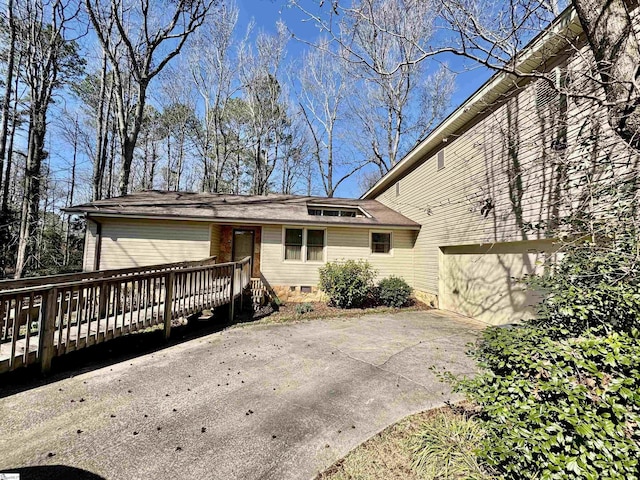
[1,465,105,480]
[0,303,260,399]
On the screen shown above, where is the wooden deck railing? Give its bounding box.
[0,256,218,291]
[0,256,251,375]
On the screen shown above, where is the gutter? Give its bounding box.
[71,211,422,231]
[361,6,582,200]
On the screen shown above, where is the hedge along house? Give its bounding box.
[66,191,420,301]
[363,6,639,324]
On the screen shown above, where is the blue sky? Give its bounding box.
[46,0,494,203]
[232,0,494,198]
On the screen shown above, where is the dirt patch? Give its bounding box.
[242,300,431,326]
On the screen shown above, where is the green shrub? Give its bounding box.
[377,276,412,307]
[452,326,640,479]
[410,411,489,479]
[318,260,376,308]
[270,296,282,311]
[295,302,314,315]
[526,240,640,338]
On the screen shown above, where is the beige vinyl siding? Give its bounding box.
[439,240,556,325]
[82,220,98,271]
[327,228,416,284]
[260,225,416,287]
[375,37,635,297]
[97,218,211,270]
[209,224,221,258]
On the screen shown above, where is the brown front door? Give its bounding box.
[233,229,254,269]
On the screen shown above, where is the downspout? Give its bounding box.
[87,214,102,271]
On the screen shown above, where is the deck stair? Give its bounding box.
[249,277,267,308]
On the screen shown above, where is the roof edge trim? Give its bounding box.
[69,212,422,230]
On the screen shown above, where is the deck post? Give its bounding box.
[39,288,58,374]
[163,272,175,340]
[239,265,244,313]
[228,265,236,322]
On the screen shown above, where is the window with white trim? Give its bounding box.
[284,228,303,260]
[283,227,326,262]
[371,231,392,254]
[307,206,364,217]
[306,229,325,261]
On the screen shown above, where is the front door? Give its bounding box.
[233,229,254,270]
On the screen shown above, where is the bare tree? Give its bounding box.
[302,0,640,154]
[92,48,114,200]
[71,56,118,201]
[293,0,455,175]
[0,0,16,196]
[58,112,80,266]
[14,0,84,278]
[1,49,23,215]
[297,43,366,196]
[187,2,240,192]
[84,0,216,196]
[158,101,198,191]
[238,21,290,195]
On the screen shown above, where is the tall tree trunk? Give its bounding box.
[92,50,108,200]
[0,0,16,195]
[15,109,46,278]
[150,142,157,188]
[107,122,116,198]
[65,118,78,266]
[572,0,640,151]
[165,135,172,190]
[118,137,137,196]
[115,81,147,196]
[1,52,21,215]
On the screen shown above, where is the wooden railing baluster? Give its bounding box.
[23,294,33,365]
[0,256,251,375]
[163,272,174,340]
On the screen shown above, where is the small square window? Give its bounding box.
[371,232,392,254]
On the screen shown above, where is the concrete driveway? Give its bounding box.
[0,310,482,480]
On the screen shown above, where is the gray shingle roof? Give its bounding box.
[66,190,420,229]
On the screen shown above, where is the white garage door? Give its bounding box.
[440,240,556,325]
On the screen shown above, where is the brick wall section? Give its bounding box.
[219,226,233,263]
[218,225,261,278]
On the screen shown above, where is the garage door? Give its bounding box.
[440,240,556,325]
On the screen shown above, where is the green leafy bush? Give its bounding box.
[377,276,412,307]
[270,296,282,311]
[526,240,640,338]
[318,260,376,308]
[453,326,640,479]
[295,302,314,315]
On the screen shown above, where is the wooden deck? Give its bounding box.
[0,257,251,374]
